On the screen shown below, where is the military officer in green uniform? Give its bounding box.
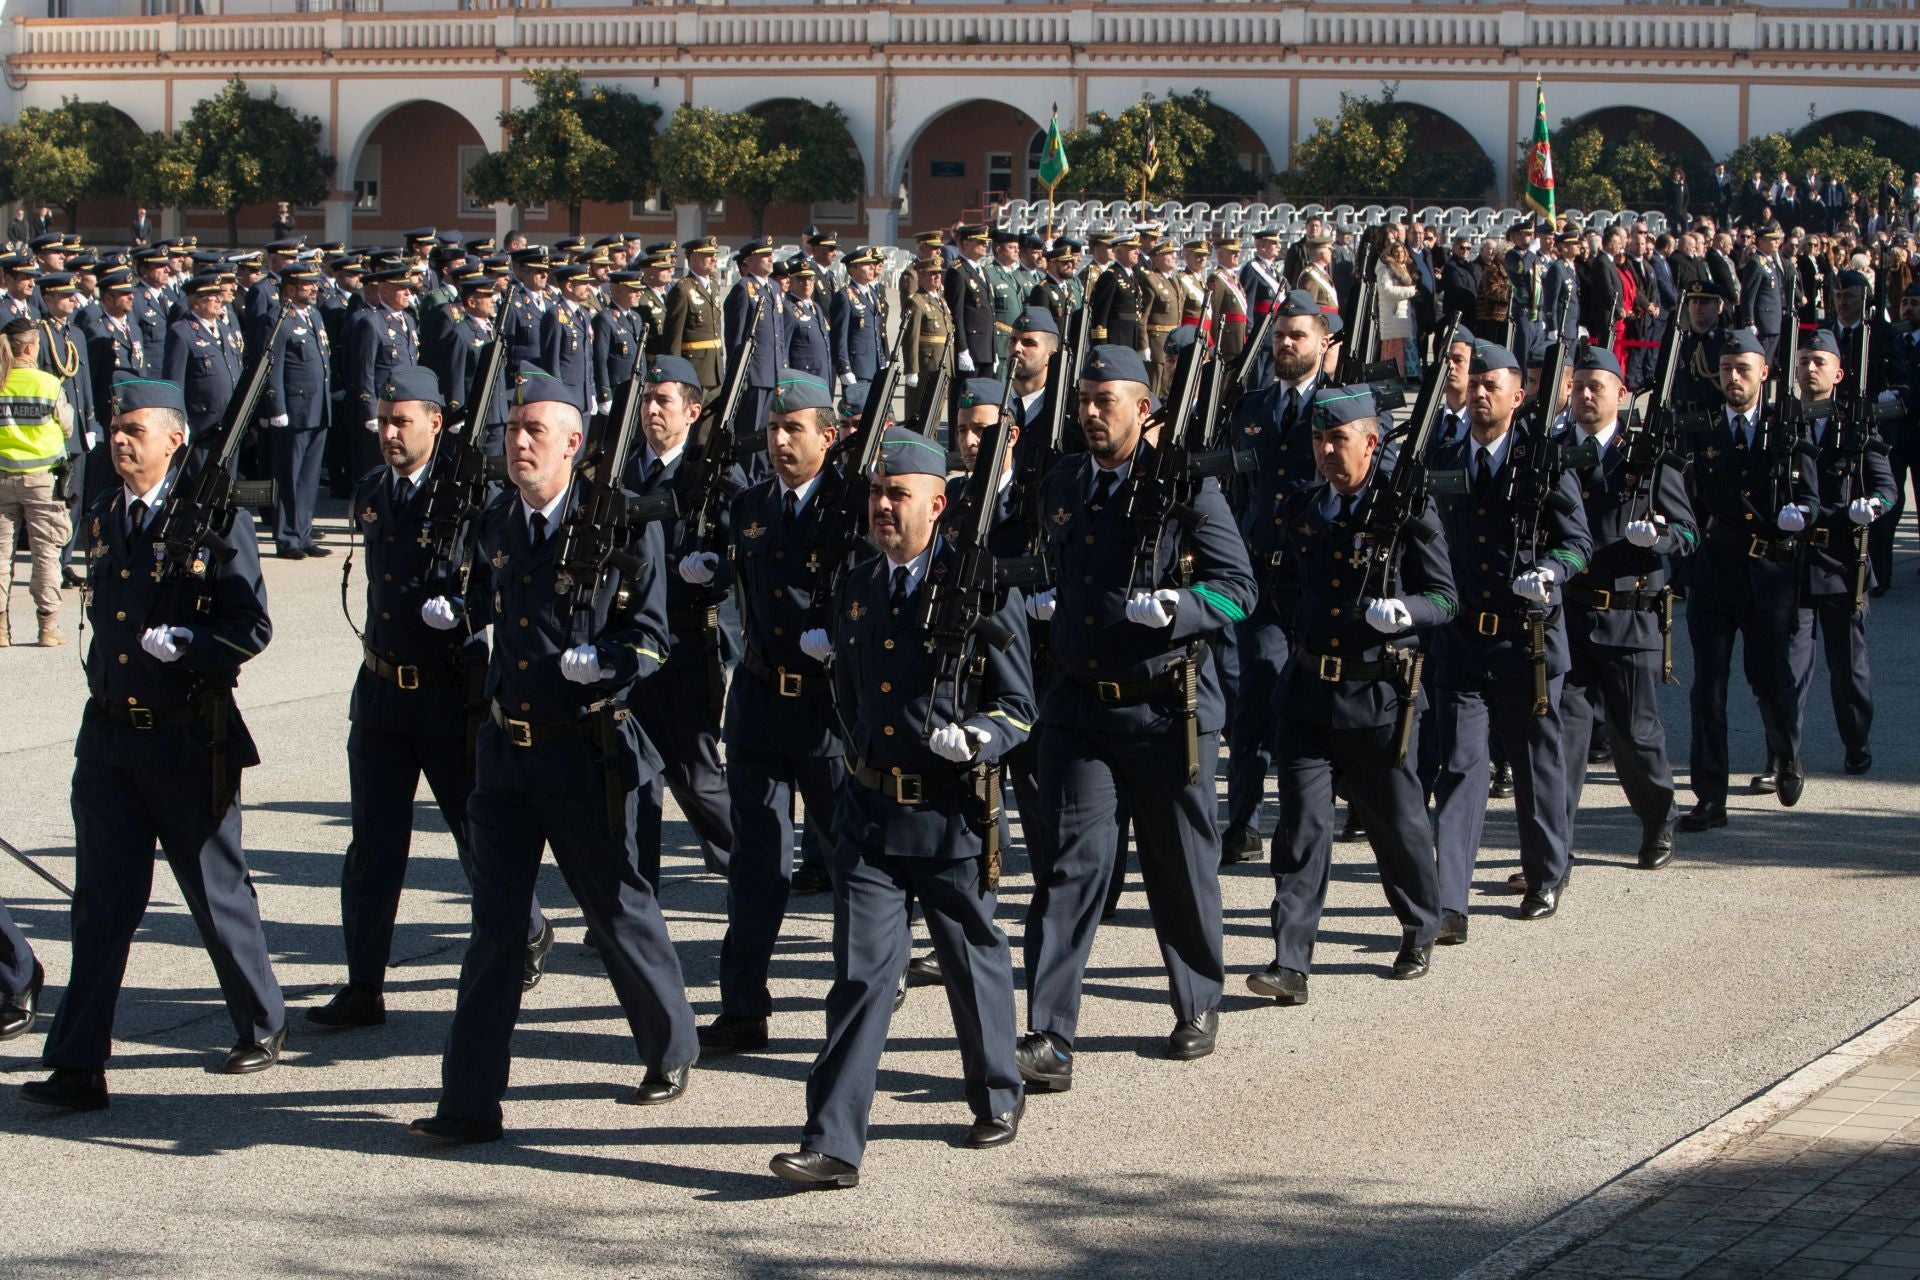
[665,237,724,398]
[902,255,955,393]
[984,230,1028,370]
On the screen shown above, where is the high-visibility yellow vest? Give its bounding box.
[0,366,66,474]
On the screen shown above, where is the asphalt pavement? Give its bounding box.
[2,499,1918,1280]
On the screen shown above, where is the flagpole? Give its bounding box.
[1046,180,1057,242]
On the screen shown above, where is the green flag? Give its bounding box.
[1524,77,1555,221]
[1039,108,1070,191]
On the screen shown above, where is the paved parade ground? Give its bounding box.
[2,501,1918,1280]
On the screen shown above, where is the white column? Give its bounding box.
[161,207,184,241]
[323,192,356,247]
[674,202,707,245]
[864,201,899,251]
[493,202,515,241]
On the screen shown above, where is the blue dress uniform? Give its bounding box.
[163,309,241,440]
[591,298,647,409]
[829,273,885,386]
[723,259,786,434]
[132,267,175,352]
[945,238,1000,376]
[1428,348,1592,920]
[257,286,331,555]
[704,376,846,1041]
[1555,349,1699,858]
[1542,241,1582,347]
[1680,335,1820,819]
[434,307,509,456]
[1738,239,1788,364]
[1869,297,1920,591]
[1022,347,1257,1072]
[344,280,420,476]
[324,368,548,1018]
[1505,233,1547,365]
[42,382,283,1084]
[1265,444,1452,983]
[784,291,832,380]
[794,435,1030,1175]
[432,447,696,1129]
[1789,374,1895,773]
[500,274,549,374]
[620,356,739,880]
[538,272,594,411]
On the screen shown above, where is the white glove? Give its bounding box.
[365,418,380,433]
[1776,504,1809,533]
[1124,588,1180,629]
[903,374,919,389]
[420,596,460,630]
[677,551,718,585]
[1025,588,1056,621]
[957,350,976,373]
[266,414,288,428]
[1878,390,1901,405]
[1511,570,1554,605]
[839,372,857,388]
[559,643,613,684]
[799,628,833,663]
[1364,598,1414,633]
[140,625,191,663]
[929,722,990,763]
[1848,496,1881,526]
[1625,519,1662,548]
[593,399,611,417]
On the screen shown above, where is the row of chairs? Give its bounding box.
[996,197,1670,243]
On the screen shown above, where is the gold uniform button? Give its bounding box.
[883,725,895,737]
[117,653,128,664]
[879,681,892,693]
[126,696,136,705]
[381,611,391,621]
[517,659,529,670]
[772,588,784,599]
[114,611,126,621]
[773,549,784,559]
[519,701,531,712]
[1330,607,1341,617]
[773,626,784,637]
[1482,589,1493,599]
[883,638,894,649]
[1476,507,1487,517]
[1329,637,1341,648]
[382,572,393,582]
[1087,658,1098,669]
[1084,534,1096,544]
[1084,615,1096,625]
[1274,516,1284,525]
[1479,562,1489,571]
[519,617,529,627]
[1330,579,1341,588]
[1477,534,1487,543]
[120,569,130,579]
[1276,467,1287,477]
[1083,575,1094,584]
[523,575,533,585]
[1744,511,1755,522]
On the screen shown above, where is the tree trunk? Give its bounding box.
[64,202,80,233]
[569,202,582,238]
[750,204,768,238]
[227,206,240,249]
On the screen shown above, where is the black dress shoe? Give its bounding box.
[273,547,307,560]
[1489,761,1515,800]
[1678,801,1727,832]
[20,1068,109,1112]
[893,977,907,1013]
[1638,830,1676,870]
[1588,739,1614,766]
[789,865,832,895]
[1247,962,1309,1005]
[302,544,334,559]
[223,1025,288,1074]
[0,960,44,1041]
[1219,824,1264,865]
[697,1015,769,1054]
[522,918,555,992]
[626,1058,694,1106]
[1748,771,1777,796]
[1014,1031,1073,1091]
[906,950,944,985]
[1845,751,1872,776]
[1389,938,1432,980]
[1506,871,1529,894]
[963,1096,1025,1149]
[1437,910,1469,946]
[408,1114,503,1144]
[1870,585,1890,599]
[61,569,85,590]
[1168,1010,1219,1060]
[1519,884,1560,921]
[770,1149,859,1189]
[305,984,386,1028]
[1776,761,1805,808]
[1336,810,1366,843]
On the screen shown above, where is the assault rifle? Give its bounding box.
[549,365,676,615]
[678,284,771,556]
[414,333,507,596]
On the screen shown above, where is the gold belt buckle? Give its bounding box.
[1316,654,1343,682]
[1808,528,1830,549]
[127,705,155,730]
[1095,681,1124,702]
[1747,535,1769,559]
[1477,611,1501,636]
[505,717,533,747]
[1589,588,1612,611]
[776,668,804,697]
[892,774,925,805]
[395,665,420,690]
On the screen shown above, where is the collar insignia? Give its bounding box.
[743,521,767,540]
[361,506,377,525]
[1051,506,1071,525]
[491,549,510,569]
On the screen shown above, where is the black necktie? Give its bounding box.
[128,499,147,537]
[890,566,909,611]
[1279,385,1298,429]
[1090,469,1118,514]
[530,510,548,549]
[783,490,798,525]
[645,458,664,488]
[1473,447,1494,500]
[1336,493,1356,526]
[1733,415,1750,450]
[395,478,414,507]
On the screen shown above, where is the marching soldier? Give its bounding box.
[1007,307,1068,451]
[1017,346,1256,1089]
[410,370,697,1144]
[770,424,1031,1189]
[985,229,1027,369]
[725,240,787,435]
[946,226,999,378]
[783,259,833,381]
[23,375,285,1112]
[540,264,596,414]
[163,273,241,441]
[830,246,888,391]
[593,271,650,411]
[255,263,332,560]
[1787,330,1893,775]
[682,371,847,1055]
[1140,239,1182,396]
[1556,346,1697,870]
[308,367,554,1031]
[620,356,737,880]
[901,256,953,393]
[1255,388,1450,1005]
[1087,231,1145,355]
[1428,342,1591,934]
[1678,332,1817,831]
[1026,240,1081,327]
[665,237,724,398]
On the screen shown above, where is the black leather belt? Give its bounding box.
[488,700,599,747]
[848,757,965,806]
[1052,654,1189,705]
[94,696,203,729]
[1565,585,1666,612]
[362,646,456,690]
[1709,520,1799,562]
[740,647,826,697]
[1289,644,1394,683]
[1461,608,1548,638]
[668,603,720,632]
